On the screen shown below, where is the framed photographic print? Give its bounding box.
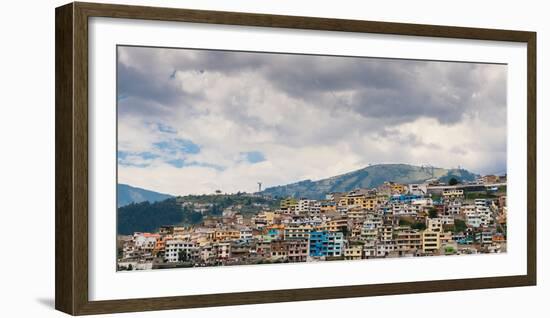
[55,2,536,315]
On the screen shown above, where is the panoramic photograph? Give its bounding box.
[116,46,507,271]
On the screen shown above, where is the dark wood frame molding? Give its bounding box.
[55,2,537,315]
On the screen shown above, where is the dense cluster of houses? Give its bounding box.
[117,176,507,271]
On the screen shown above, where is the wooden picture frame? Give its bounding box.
[55,1,536,315]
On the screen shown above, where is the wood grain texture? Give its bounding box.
[55,2,537,315]
[75,276,533,315]
[526,33,537,286]
[55,2,75,314]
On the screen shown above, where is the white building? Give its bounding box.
[164,240,199,263]
[411,198,433,207]
[327,232,344,257]
[446,200,462,214]
[408,183,428,195]
[427,218,443,232]
[440,214,455,225]
[132,233,158,251]
[476,206,493,226]
[376,241,397,257]
[442,189,464,201]
[465,211,481,228]
[216,242,230,259]
[239,228,253,241]
[391,203,418,216]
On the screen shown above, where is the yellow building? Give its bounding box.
[320,200,337,213]
[338,194,366,207]
[284,224,313,240]
[390,183,407,194]
[363,195,387,211]
[396,230,422,253]
[317,218,348,232]
[422,230,440,253]
[337,193,386,210]
[344,245,363,260]
[427,218,443,233]
[214,229,241,241]
[378,181,407,195]
[261,211,276,224]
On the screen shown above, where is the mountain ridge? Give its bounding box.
[260,163,478,199]
[117,183,173,207]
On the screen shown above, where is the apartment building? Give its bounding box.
[344,244,363,260]
[165,240,199,263]
[422,231,440,253]
[396,229,422,255]
[442,189,464,201]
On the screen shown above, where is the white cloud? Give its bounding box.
[117,46,507,195]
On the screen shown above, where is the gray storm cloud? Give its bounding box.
[116,45,507,195]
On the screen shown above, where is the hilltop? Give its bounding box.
[260,164,478,199]
[117,183,173,207]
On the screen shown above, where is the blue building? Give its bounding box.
[389,194,423,204]
[309,231,328,257]
[309,231,344,257]
[326,232,344,257]
[267,228,283,240]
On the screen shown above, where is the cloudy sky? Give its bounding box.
[117,46,507,196]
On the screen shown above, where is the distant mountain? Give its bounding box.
[261,164,478,200]
[117,183,173,207]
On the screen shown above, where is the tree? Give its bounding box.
[411,222,426,231]
[448,177,459,186]
[453,219,467,233]
[117,198,186,235]
[189,212,203,224]
[340,226,349,238]
[430,193,442,202]
[399,218,412,226]
[445,246,456,254]
[178,249,189,262]
[428,208,438,219]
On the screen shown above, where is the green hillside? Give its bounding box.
[117,194,280,235]
[261,164,478,199]
[117,164,478,234]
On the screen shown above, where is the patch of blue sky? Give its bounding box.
[241,151,266,164]
[154,138,201,155]
[166,158,225,171]
[117,151,158,168]
[118,151,159,160]
[118,161,150,168]
[166,158,185,168]
[189,162,225,171]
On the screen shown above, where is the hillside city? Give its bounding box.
[117,174,507,271]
